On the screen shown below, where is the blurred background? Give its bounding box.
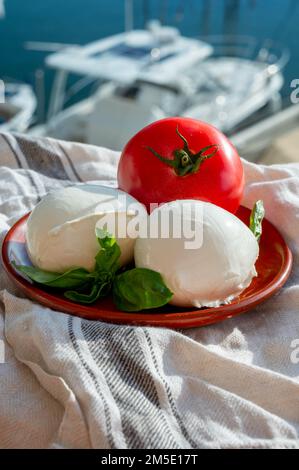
[1,0,299,163]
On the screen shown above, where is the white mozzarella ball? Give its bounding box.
[26,184,146,272]
[134,200,259,308]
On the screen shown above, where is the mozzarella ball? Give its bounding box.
[26,184,146,272]
[134,200,259,308]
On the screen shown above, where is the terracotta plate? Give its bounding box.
[1,207,293,329]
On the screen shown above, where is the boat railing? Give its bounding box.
[198,35,290,72]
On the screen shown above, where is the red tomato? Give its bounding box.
[117,117,244,213]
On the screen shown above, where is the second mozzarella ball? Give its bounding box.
[134,200,259,308]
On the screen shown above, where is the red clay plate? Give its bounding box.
[1,207,293,329]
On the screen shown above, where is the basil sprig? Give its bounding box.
[63,227,121,304]
[249,200,265,243]
[13,228,173,311]
[95,227,121,275]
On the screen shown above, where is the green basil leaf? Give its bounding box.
[95,227,121,274]
[12,262,90,289]
[96,227,116,249]
[113,268,173,312]
[64,280,110,304]
[249,200,265,243]
[95,244,121,274]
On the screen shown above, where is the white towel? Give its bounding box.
[0,132,298,449]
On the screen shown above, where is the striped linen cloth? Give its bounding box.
[0,132,299,449]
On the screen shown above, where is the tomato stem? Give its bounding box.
[147,126,219,176]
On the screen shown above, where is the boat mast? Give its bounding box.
[0,0,5,19]
[143,0,150,27]
[200,0,212,36]
[159,0,168,25]
[223,0,240,36]
[124,0,134,31]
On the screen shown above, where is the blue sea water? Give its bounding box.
[0,0,298,105]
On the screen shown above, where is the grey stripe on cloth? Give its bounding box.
[0,133,43,204]
[81,320,190,449]
[0,133,79,214]
[143,329,200,448]
[13,133,70,180]
[1,133,23,168]
[68,316,116,449]
[56,141,83,182]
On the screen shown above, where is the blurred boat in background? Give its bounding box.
[0,81,37,133]
[29,22,290,157]
[30,21,211,146]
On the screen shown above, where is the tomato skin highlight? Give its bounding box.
[117,117,244,214]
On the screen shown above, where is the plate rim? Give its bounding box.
[1,209,293,329]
